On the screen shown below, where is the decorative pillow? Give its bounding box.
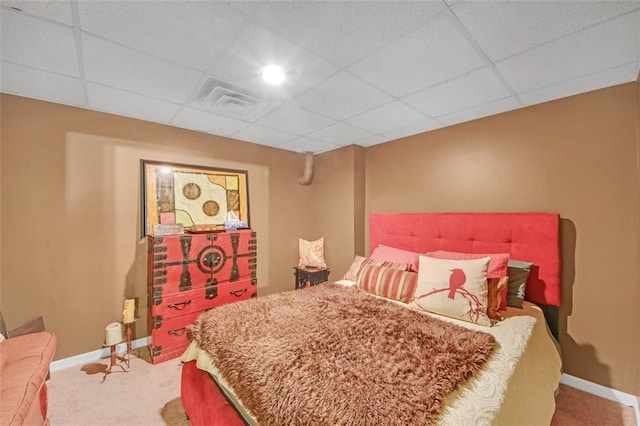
[356,264,418,303]
[341,255,367,281]
[507,260,534,309]
[358,257,411,279]
[410,255,492,326]
[487,277,509,321]
[341,256,410,282]
[426,250,509,278]
[298,237,326,268]
[370,245,420,272]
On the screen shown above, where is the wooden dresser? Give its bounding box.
[147,230,257,364]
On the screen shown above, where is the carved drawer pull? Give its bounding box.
[168,327,187,336]
[230,288,247,297]
[167,300,192,310]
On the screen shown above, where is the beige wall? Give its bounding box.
[365,83,640,395]
[310,145,366,281]
[0,94,314,358]
[0,107,2,308]
[2,80,639,396]
[636,75,640,398]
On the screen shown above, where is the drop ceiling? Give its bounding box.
[1,1,639,154]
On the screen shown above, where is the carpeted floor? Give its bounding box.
[48,352,637,426]
[551,384,637,426]
[48,349,189,426]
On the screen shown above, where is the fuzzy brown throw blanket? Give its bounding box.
[188,283,496,425]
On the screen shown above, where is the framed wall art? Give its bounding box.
[141,160,250,236]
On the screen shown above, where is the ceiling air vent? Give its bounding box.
[192,77,276,120]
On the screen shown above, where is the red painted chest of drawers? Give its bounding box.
[147,230,257,363]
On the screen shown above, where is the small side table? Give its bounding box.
[294,266,330,290]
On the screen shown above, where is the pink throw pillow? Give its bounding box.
[370,245,420,272]
[341,256,410,282]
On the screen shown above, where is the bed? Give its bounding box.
[180,212,563,425]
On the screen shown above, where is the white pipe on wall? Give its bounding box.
[299,151,314,185]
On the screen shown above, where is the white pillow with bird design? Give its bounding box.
[410,255,492,326]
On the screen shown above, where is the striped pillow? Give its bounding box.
[342,256,412,282]
[360,256,411,272]
[341,255,367,281]
[356,264,418,303]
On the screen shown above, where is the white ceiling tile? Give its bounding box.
[454,1,640,61]
[295,71,393,120]
[242,2,446,67]
[78,2,245,71]
[208,23,338,100]
[87,83,181,123]
[1,60,84,105]
[437,96,521,126]
[0,11,79,76]
[403,67,512,117]
[496,10,640,94]
[172,107,249,136]
[306,122,373,145]
[278,136,339,154]
[226,2,260,16]
[0,61,85,106]
[353,134,391,148]
[256,104,335,135]
[233,124,297,147]
[3,1,73,25]
[348,13,485,97]
[382,119,444,140]
[82,35,204,104]
[345,101,428,134]
[520,62,638,107]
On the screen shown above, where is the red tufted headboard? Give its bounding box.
[369,212,561,307]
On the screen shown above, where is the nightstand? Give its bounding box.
[294,266,330,289]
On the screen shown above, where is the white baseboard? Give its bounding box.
[50,337,148,372]
[561,373,640,425]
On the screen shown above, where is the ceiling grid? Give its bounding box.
[1,0,638,153]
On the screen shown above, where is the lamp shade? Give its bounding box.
[104,322,122,346]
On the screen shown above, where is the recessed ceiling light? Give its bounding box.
[260,65,286,85]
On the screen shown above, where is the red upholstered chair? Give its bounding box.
[0,313,57,426]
